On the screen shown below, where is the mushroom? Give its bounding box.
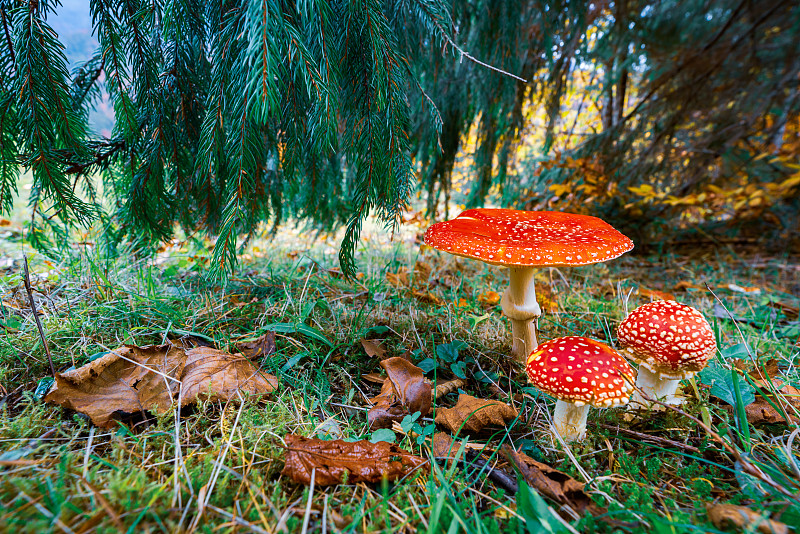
[617,300,717,409]
[526,336,634,441]
[424,209,633,361]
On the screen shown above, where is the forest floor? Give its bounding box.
[0,215,799,533]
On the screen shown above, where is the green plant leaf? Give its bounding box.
[516,480,569,534]
[369,428,397,444]
[698,361,755,407]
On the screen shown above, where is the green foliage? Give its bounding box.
[0,0,455,276]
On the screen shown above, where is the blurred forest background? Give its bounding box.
[1,0,799,272]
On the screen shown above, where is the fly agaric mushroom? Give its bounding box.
[424,209,633,361]
[617,300,717,409]
[526,336,634,441]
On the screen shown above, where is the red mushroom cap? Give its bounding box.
[526,336,634,407]
[617,300,717,379]
[424,209,633,267]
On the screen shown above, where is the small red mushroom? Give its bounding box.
[526,336,634,441]
[617,300,717,409]
[425,209,633,362]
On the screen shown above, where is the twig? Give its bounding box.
[590,422,701,455]
[411,0,527,83]
[22,255,55,376]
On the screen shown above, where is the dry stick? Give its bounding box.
[590,422,701,455]
[22,255,55,377]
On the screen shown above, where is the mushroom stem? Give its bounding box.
[552,400,590,441]
[630,366,683,409]
[501,267,541,362]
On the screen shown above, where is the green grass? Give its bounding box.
[1,229,799,532]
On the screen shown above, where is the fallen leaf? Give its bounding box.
[747,359,781,381]
[386,268,410,288]
[501,445,604,517]
[744,376,800,424]
[477,290,501,306]
[235,331,276,360]
[674,281,707,291]
[538,285,558,313]
[362,372,385,384]
[638,286,676,302]
[0,218,10,226]
[368,357,431,429]
[413,260,432,285]
[360,339,387,359]
[281,434,426,486]
[45,345,277,427]
[44,345,184,427]
[454,298,469,308]
[431,432,457,458]
[435,394,517,434]
[181,347,277,405]
[706,503,788,534]
[726,283,762,295]
[412,290,443,305]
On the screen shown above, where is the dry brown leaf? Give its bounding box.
[412,290,443,305]
[235,331,276,361]
[44,345,185,427]
[435,394,517,434]
[674,281,707,291]
[181,347,277,405]
[281,434,426,486]
[477,290,501,306]
[538,285,558,313]
[386,268,410,288]
[368,357,431,429]
[706,503,788,534]
[0,218,10,226]
[360,339,387,359]
[45,345,277,428]
[638,286,677,302]
[362,372,385,384]
[413,260,432,285]
[431,432,457,458]
[501,445,604,517]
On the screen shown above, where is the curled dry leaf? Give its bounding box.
[706,503,788,534]
[235,331,276,360]
[281,434,426,486]
[501,445,604,518]
[368,357,431,429]
[45,345,277,428]
[435,394,517,434]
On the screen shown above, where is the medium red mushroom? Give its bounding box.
[526,336,634,441]
[617,300,717,409]
[424,209,633,362]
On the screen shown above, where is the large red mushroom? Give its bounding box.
[424,209,633,361]
[526,336,634,441]
[617,300,717,409]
